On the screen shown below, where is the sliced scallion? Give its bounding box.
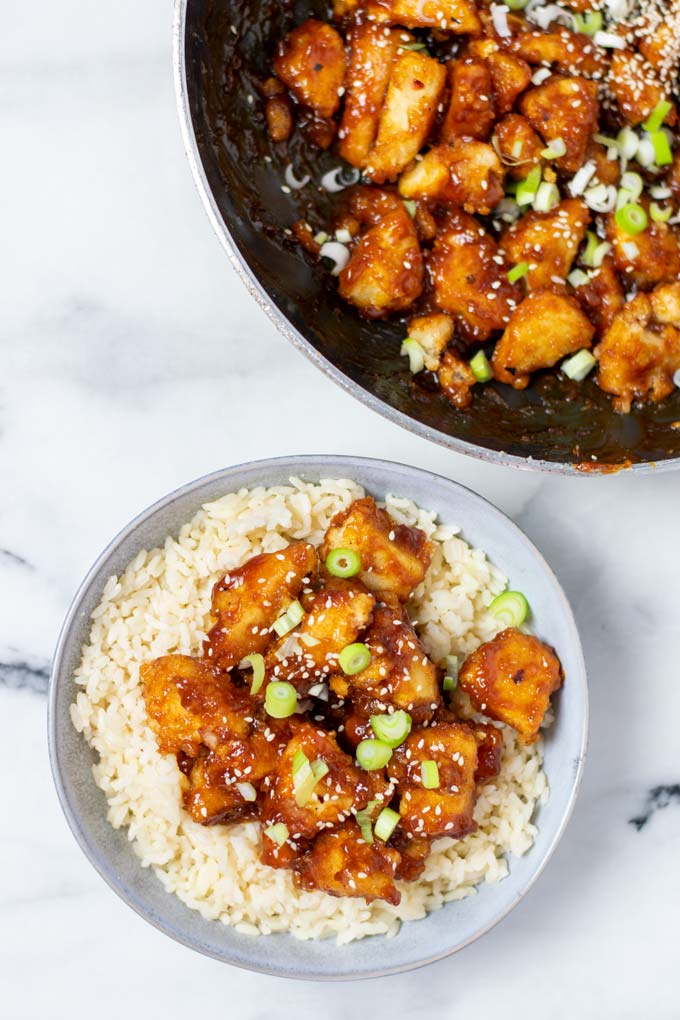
[370,710,412,748]
[615,202,648,235]
[516,166,541,206]
[643,99,672,135]
[469,350,493,383]
[421,760,440,789]
[616,126,639,161]
[489,590,529,627]
[272,599,304,637]
[504,0,529,8]
[541,137,566,159]
[571,10,602,34]
[325,547,361,578]
[265,822,289,846]
[264,680,298,719]
[533,181,560,212]
[650,202,672,224]
[507,261,529,284]
[403,199,417,217]
[401,336,426,374]
[356,738,393,771]
[356,799,378,844]
[649,129,673,167]
[443,653,459,692]
[443,675,456,692]
[339,642,371,675]
[374,807,400,842]
[562,348,597,381]
[568,268,590,288]
[620,171,643,200]
[240,653,265,695]
[293,754,328,806]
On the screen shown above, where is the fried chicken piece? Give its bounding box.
[459,628,563,743]
[274,19,346,119]
[605,205,680,289]
[406,312,455,371]
[265,578,375,692]
[390,830,431,881]
[321,496,432,603]
[486,50,532,115]
[440,57,495,143]
[141,655,251,757]
[519,75,599,173]
[338,23,403,168]
[260,722,389,841]
[608,49,677,127]
[595,286,680,413]
[204,543,318,671]
[345,185,404,228]
[572,257,624,336]
[338,205,423,317]
[295,823,402,904]
[429,209,521,341]
[472,722,504,783]
[184,724,282,825]
[331,602,440,724]
[388,721,478,838]
[398,139,505,214]
[492,289,595,389]
[493,113,544,179]
[501,199,590,290]
[505,24,607,78]
[366,50,447,183]
[367,0,481,33]
[437,350,477,410]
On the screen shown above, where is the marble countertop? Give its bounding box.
[2,1,679,1016]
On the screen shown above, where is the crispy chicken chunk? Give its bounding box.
[519,75,599,173]
[438,350,478,410]
[440,57,495,142]
[204,543,318,671]
[609,49,676,126]
[572,257,625,336]
[406,312,455,371]
[430,209,521,341]
[501,199,590,290]
[265,578,375,691]
[493,113,544,179]
[398,139,505,214]
[595,286,680,413]
[274,20,346,119]
[505,24,607,78]
[388,721,479,838]
[367,0,481,33]
[141,655,250,757]
[338,24,403,168]
[295,823,402,904]
[260,722,388,841]
[605,206,680,289]
[390,830,431,881]
[486,50,532,115]
[492,289,595,389]
[472,722,504,783]
[366,51,447,183]
[332,602,440,723]
[338,205,423,317]
[321,496,432,603]
[459,627,563,743]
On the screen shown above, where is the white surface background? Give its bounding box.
[2,1,679,1016]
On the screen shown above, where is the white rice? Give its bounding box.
[71,478,549,943]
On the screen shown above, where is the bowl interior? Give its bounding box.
[178,0,680,471]
[50,456,587,978]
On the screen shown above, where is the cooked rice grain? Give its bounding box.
[71,478,548,943]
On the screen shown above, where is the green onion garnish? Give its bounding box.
[443,653,459,692]
[272,599,304,637]
[370,710,412,748]
[620,171,643,200]
[533,181,560,213]
[540,138,566,159]
[469,350,493,383]
[293,753,329,806]
[650,201,672,224]
[489,590,529,627]
[403,199,417,217]
[399,41,428,51]
[562,349,597,381]
[356,799,379,844]
[615,203,648,235]
[516,166,541,206]
[374,807,400,842]
[401,336,426,374]
[240,653,265,695]
[339,642,371,675]
[421,760,440,789]
[581,231,598,267]
[356,738,393,771]
[265,822,289,846]
[643,99,672,135]
[649,130,673,167]
[264,680,298,719]
[616,126,639,160]
[571,10,602,34]
[507,261,529,284]
[504,0,529,8]
[325,547,361,578]
[443,675,455,692]
[568,268,590,288]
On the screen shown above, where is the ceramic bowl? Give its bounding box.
[48,455,588,978]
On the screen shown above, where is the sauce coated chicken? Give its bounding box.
[141,498,563,904]
[263,1,680,415]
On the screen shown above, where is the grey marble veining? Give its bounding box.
[1,0,679,1016]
